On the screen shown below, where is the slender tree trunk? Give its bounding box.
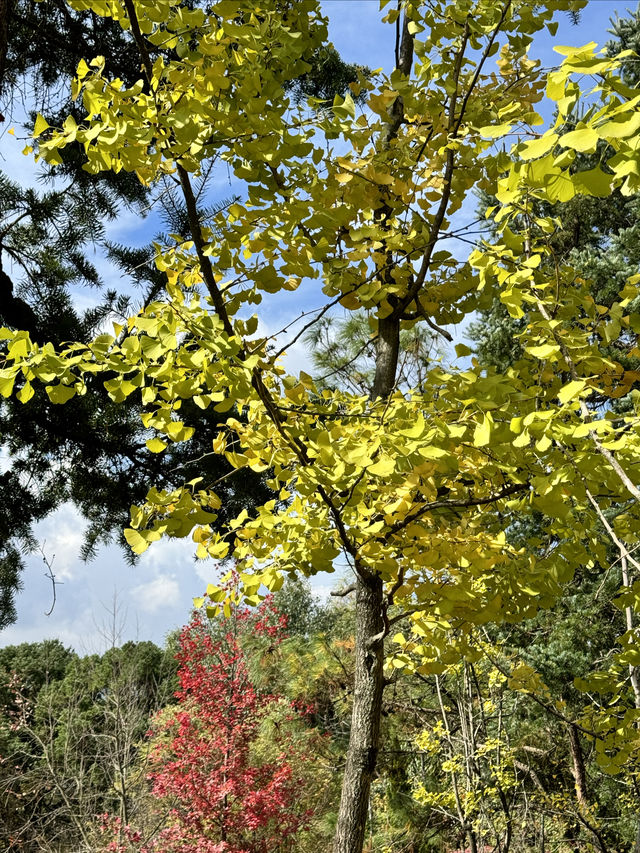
[567,724,609,853]
[333,571,385,853]
[621,554,640,853]
[568,722,588,808]
[334,195,400,853]
[333,19,412,850]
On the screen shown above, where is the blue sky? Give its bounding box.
[0,0,634,653]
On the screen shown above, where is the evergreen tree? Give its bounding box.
[0,638,175,850]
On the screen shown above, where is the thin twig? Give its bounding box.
[40,544,62,617]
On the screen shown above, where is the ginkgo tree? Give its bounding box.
[3,0,640,851]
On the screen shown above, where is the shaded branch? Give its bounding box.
[379,481,529,543]
[331,584,356,597]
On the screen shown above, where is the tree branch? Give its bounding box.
[121,0,154,84]
[379,481,528,543]
[331,584,357,597]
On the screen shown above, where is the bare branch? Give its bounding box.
[39,544,62,617]
[331,584,357,598]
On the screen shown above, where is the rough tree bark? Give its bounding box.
[333,570,385,853]
[333,16,413,853]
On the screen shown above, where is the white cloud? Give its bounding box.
[141,536,225,596]
[193,558,223,586]
[131,571,181,613]
[0,618,87,651]
[139,535,196,574]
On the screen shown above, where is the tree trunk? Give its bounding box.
[371,315,400,400]
[568,722,588,808]
[334,14,411,853]
[567,724,609,852]
[333,571,385,853]
[334,137,401,853]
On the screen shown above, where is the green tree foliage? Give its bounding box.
[0,0,366,627]
[470,13,640,383]
[286,45,369,107]
[6,2,640,853]
[271,575,336,637]
[608,5,640,85]
[0,638,175,851]
[463,10,640,849]
[3,599,640,852]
